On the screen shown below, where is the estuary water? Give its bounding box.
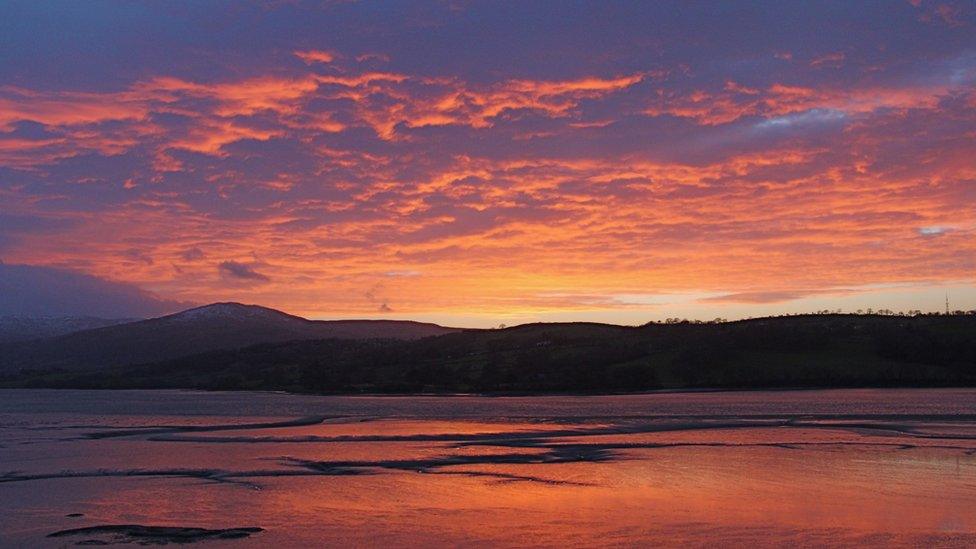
[1,388,975,547]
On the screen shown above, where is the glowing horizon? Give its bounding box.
[1,2,974,327]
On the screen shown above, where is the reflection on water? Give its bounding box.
[1,388,975,547]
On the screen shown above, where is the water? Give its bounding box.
[1,388,975,547]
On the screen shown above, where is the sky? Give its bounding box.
[1,0,974,326]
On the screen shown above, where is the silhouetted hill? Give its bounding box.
[6,313,974,393]
[0,302,458,373]
[0,316,137,343]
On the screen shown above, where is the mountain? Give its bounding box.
[0,316,138,343]
[0,302,458,373]
[6,313,975,393]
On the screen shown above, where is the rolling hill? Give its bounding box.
[0,316,138,344]
[0,302,459,373]
[6,313,975,393]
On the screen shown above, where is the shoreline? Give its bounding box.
[3,384,975,398]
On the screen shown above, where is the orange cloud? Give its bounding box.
[2,53,973,322]
[0,86,148,130]
[10,127,972,319]
[294,49,337,64]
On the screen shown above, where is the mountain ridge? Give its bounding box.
[0,302,460,373]
[0,316,139,344]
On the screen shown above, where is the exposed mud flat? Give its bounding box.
[48,524,263,545]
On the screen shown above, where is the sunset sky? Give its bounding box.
[1,1,974,326]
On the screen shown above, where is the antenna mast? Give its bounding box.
[946,290,950,315]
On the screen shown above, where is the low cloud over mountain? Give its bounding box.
[0,263,190,318]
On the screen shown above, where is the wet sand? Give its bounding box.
[1,389,975,547]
